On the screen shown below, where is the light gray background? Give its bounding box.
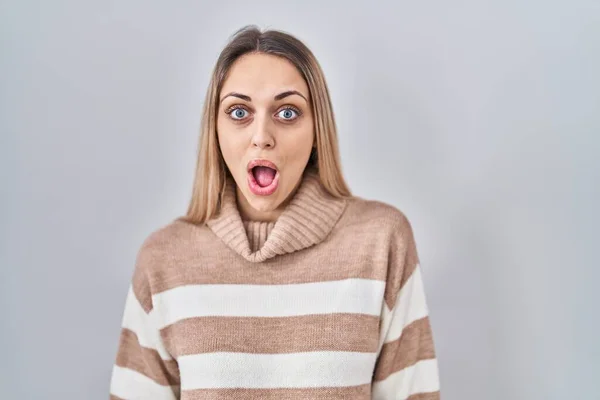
[2,1,598,399]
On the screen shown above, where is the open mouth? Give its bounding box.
[251,166,277,188]
[247,160,280,196]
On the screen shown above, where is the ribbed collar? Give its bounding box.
[206,167,348,263]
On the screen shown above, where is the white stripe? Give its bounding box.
[153,278,386,328]
[110,365,177,400]
[178,351,378,390]
[121,286,172,360]
[372,358,440,400]
[380,265,429,348]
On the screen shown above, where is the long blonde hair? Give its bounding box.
[181,25,352,225]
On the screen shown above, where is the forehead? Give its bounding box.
[221,53,309,101]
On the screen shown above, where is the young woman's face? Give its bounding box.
[217,53,315,222]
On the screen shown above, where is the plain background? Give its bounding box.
[1,0,598,399]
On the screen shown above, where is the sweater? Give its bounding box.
[109,167,441,399]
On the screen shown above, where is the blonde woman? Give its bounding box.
[109,25,440,400]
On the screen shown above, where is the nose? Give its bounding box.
[251,113,275,149]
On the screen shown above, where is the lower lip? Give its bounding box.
[248,169,280,196]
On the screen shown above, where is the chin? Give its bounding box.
[248,197,281,213]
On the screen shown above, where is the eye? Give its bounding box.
[276,106,301,121]
[226,106,250,121]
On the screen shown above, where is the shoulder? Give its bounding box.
[137,218,195,253]
[130,218,210,300]
[134,217,209,271]
[342,195,415,239]
[340,196,420,305]
[127,219,199,311]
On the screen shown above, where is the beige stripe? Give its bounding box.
[115,328,180,386]
[407,391,441,400]
[132,252,154,313]
[147,253,387,294]
[109,396,124,400]
[146,217,415,305]
[383,216,420,310]
[180,384,371,399]
[161,313,380,357]
[373,317,436,382]
[143,202,413,295]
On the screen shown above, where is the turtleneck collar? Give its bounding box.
[206,167,348,263]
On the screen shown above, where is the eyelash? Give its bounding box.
[224,105,302,123]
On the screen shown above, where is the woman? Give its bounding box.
[109,25,440,400]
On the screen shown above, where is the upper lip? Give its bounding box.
[247,159,279,172]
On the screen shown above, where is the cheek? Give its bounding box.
[287,123,315,154]
[216,131,235,163]
[218,136,249,176]
[217,120,239,155]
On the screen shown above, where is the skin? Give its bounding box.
[217,52,315,223]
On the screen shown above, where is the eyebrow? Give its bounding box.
[219,90,308,104]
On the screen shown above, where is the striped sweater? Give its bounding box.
[109,167,441,399]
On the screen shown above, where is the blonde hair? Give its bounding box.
[181,25,352,225]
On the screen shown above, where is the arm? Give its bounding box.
[109,241,180,399]
[372,216,440,400]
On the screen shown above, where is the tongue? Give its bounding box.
[253,166,276,187]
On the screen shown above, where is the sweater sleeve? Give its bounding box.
[109,240,180,399]
[371,215,441,400]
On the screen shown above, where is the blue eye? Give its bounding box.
[230,108,248,120]
[277,107,299,120]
